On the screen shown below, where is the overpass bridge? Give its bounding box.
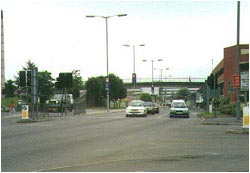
[123,77,206,100]
[123,77,205,89]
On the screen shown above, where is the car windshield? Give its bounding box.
[144,102,153,106]
[129,102,144,107]
[172,102,187,108]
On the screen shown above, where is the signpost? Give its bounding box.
[22,105,29,120]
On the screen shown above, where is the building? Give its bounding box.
[213,44,249,102]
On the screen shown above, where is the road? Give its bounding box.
[1,108,249,172]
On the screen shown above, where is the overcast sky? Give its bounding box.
[1,0,250,81]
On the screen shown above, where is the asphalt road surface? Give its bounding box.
[1,108,249,172]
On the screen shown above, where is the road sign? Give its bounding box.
[233,75,240,88]
[241,72,249,91]
[22,105,29,120]
[105,83,109,91]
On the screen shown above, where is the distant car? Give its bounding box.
[153,103,160,113]
[126,100,147,117]
[144,101,155,114]
[170,100,189,118]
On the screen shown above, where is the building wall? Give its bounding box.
[223,44,249,101]
[212,44,249,102]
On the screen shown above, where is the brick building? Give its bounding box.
[213,44,249,102]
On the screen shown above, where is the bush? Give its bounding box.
[140,93,152,102]
[219,103,235,115]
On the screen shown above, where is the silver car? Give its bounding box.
[170,100,189,118]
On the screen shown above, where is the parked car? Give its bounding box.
[126,100,147,117]
[153,103,160,113]
[170,100,189,118]
[144,101,155,114]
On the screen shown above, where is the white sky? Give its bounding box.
[1,0,250,81]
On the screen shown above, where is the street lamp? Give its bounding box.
[142,59,163,95]
[86,13,127,112]
[123,44,145,96]
[153,67,170,82]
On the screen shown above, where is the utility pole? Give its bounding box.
[1,10,5,93]
[236,1,241,120]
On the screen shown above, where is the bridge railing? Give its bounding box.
[122,77,206,83]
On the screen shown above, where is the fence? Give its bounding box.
[73,95,86,115]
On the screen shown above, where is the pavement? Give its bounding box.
[1,108,125,119]
[85,108,125,115]
[200,117,249,134]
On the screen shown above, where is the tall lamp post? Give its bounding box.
[143,59,163,96]
[123,44,145,96]
[236,1,241,120]
[86,13,127,112]
[154,68,170,82]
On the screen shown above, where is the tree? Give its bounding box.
[23,59,37,70]
[109,74,127,107]
[140,93,152,102]
[3,80,17,98]
[176,87,191,100]
[85,74,127,107]
[85,76,105,107]
[38,71,54,103]
[68,70,85,99]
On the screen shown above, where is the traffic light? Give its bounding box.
[27,71,31,86]
[55,73,73,89]
[132,73,136,84]
[19,70,31,87]
[65,73,73,88]
[55,74,63,89]
[19,71,26,87]
[105,76,109,91]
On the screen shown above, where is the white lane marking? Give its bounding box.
[157,114,167,119]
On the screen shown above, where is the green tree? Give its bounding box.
[176,87,191,100]
[68,70,85,99]
[85,74,127,107]
[109,73,127,107]
[85,76,105,107]
[38,71,54,103]
[140,93,152,102]
[23,59,37,70]
[3,80,18,98]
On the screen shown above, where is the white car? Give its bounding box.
[126,100,147,117]
[170,100,189,118]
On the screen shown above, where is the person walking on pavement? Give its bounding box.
[8,101,15,115]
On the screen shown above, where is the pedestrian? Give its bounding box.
[8,101,15,115]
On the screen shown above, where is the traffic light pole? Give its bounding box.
[31,67,38,120]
